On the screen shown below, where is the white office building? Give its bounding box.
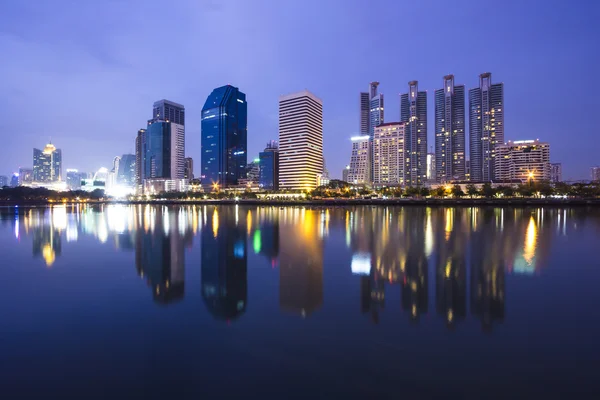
[372,122,405,186]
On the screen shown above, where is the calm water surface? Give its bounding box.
[1,205,599,398]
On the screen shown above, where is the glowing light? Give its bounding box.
[523,216,537,267]
[42,244,56,267]
[351,253,371,275]
[212,209,219,238]
[253,230,262,254]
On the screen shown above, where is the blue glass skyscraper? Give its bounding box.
[201,85,247,191]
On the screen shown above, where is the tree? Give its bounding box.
[498,185,515,197]
[466,184,478,198]
[451,184,465,198]
[435,186,447,198]
[90,189,105,200]
[420,187,430,197]
[535,181,554,197]
[480,183,496,198]
[516,184,534,197]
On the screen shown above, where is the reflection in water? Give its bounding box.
[4,205,599,329]
[279,208,323,317]
[201,206,248,321]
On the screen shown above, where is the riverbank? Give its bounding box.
[2,198,600,207]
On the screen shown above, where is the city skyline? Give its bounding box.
[1,1,598,181]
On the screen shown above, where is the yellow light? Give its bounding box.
[528,172,535,179]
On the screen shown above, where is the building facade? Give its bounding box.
[469,73,504,182]
[201,85,247,191]
[348,135,370,185]
[278,90,323,191]
[591,167,600,182]
[495,140,550,182]
[18,168,33,185]
[368,82,384,138]
[184,157,194,181]
[372,123,405,186]
[144,120,185,183]
[426,152,435,182]
[435,75,466,182]
[0,176,8,187]
[117,154,136,186]
[33,143,62,182]
[550,163,562,183]
[135,128,146,189]
[259,141,279,190]
[342,165,350,182]
[66,169,86,190]
[152,99,185,125]
[401,81,427,186]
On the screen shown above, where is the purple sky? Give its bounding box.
[1,0,599,180]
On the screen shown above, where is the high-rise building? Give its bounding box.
[117,154,136,186]
[66,169,86,190]
[10,173,19,187]
[33,143,62,182]
[372,123,405,186]
[401,81,427,186]
[591,166,600,182]
[342,165,350,182]
[278,90,323,191]
[259,141,279,190]
[143,119,185,189]
[550,163,562,183]
[184,157,194,181]
[348,135,370,185]
[426,152,435,182]
[0,176,8,187]
[18,168,33,185]
[367,82,384,138]
[135,128,146,189]
[152,99,185,126]
[495,140,550,182]
[469,73,504,182]
[435,75,466,182]
[201,85,247,191]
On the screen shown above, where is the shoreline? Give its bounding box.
[1,198,600,207]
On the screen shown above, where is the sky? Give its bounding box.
[1,0,599,181]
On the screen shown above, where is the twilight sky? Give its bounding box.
[1,0,599,180]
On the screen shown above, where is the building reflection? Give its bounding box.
[400,207,428,322]
[279,208,323,317]
[201,206,248,321]
[251,207,280,267]
[135,206,189,305]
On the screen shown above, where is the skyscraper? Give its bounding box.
[18,167,33,185]
[33,143,62,182]
[435,75,466,182]
[372,123,405,186]
[118,154,136,186]
[278,90,323,191]
[550,163,562,183]
[152,99,185,126]
[184,157,194,181]
[359,92,369,136]
[368,82,383,138]
[495,140,550,182]
[201,85,247,191]
[401,81,427,186]
[0,176,8,187]
[135,128,146,189]
[143,120,185,187]
[592,166,600,182]
[348,135,370,185]
[342,165,350,182]
[259,141,279,190]
[469,73,504,182]
[426,152,435,182]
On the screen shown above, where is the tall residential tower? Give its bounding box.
[401,81,427,186]
[435,75,465,182]
[469,73,504,182]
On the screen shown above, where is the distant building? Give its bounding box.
[259,141,279,190]
[10,173,19,187]
[469,73,504,181]
[184,157,194,180]
[550,163,562,183]
[278,90,323,191]
[33,143,62,183]
[342,165,350,183]
[18,168,33,185]
[495,140,550,182]
[435,75,466,182]
[348,135,370,185]
[426,153,435,182]
[0,175,8,187]
[66,169,86,190]
[118,154,136,186]
[372,122,405,186]
[246,159,260,183]
[201,85,247,192]
[135,128,146,189]
[143,118,185,193]
[401,81,427,186]
[591,166,600,182]
[316,173,330,187]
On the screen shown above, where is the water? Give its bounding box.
[1,204,599,398]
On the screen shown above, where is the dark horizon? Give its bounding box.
[1,0,598,180]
